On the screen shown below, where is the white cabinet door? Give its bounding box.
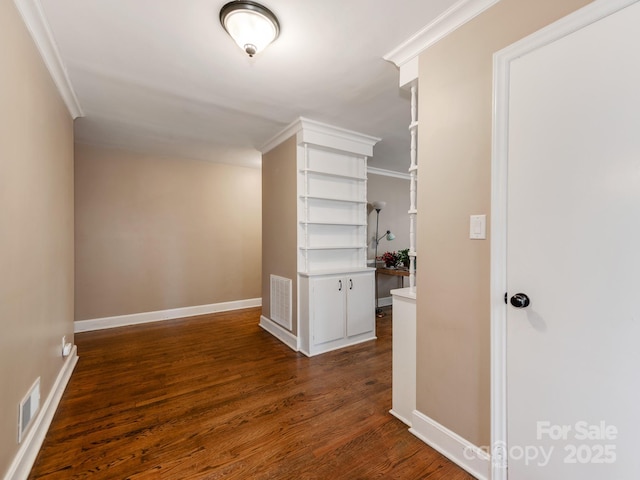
[311,275,345,345]
[346,272,375,337]
[303,270,375,356]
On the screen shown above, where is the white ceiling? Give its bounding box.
[39,0,460,171]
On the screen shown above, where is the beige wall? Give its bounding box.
[367,173,410,298]
[75,144,261,320]
[416,0,592,447]
[261,136,298,333]
[0,0,74,475]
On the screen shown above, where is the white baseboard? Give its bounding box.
[4,347,78,480]
[410,409,490,480]
[259,315,299,352]
[378,296,393,307]
[389,408,412,427]
[75,298,262,333]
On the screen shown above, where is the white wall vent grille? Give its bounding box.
[18,377,40,443]
[270,275,292,330]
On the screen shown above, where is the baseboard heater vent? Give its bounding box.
[18,377,40,443]
[270,275,292,330]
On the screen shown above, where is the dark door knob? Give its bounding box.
[510,293,530,308]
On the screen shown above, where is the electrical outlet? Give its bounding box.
[61,336,73,357]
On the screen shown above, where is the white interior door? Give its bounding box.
[495,1,640,478]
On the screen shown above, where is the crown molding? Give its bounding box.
[13,0,84,118]
[367,166,410,180]
[261,117,380,157]
[260,119,299,154]
[384,0,500,68]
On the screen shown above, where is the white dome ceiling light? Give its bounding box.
[219,1,280,57]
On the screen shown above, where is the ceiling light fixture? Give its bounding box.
[219,1,280,57]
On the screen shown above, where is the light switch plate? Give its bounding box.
[470,214,486,240]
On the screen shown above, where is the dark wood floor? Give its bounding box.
[29,307,475,479]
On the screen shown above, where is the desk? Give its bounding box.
[376,267,409,289]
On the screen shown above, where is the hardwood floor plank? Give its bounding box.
[28,307,475,479]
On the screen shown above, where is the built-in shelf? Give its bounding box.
[298,145,369,274]
[300,245,367,251]
[300,195,367,204]
[300,221,367,226]
[300,169,367,181]
[299,267,375,277]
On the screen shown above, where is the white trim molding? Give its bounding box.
[367,166,410,180]
[377,295,393,308]
[13,0,83,119]
[389,409,412,428]
[490,2,638,480]
[259,315,299,352]
[384,0,499,86]
[4,347,78,480]
[410,410,490,480]
[75,298,261,333]
[398,57,419,90]
[384,0,500,68]
[261,117,380,157]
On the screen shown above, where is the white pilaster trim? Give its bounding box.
[490,2,638,479]
[367,166,410,180]
[13,0,83,119]
[410,410,490,480]
[74,298,262,333]
[259,315,299,352]
[4,347,78,480]
[383,0,500,68]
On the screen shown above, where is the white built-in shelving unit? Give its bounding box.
[297,123,380,356]
[263,118,380,357]
[298,144,370,274]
